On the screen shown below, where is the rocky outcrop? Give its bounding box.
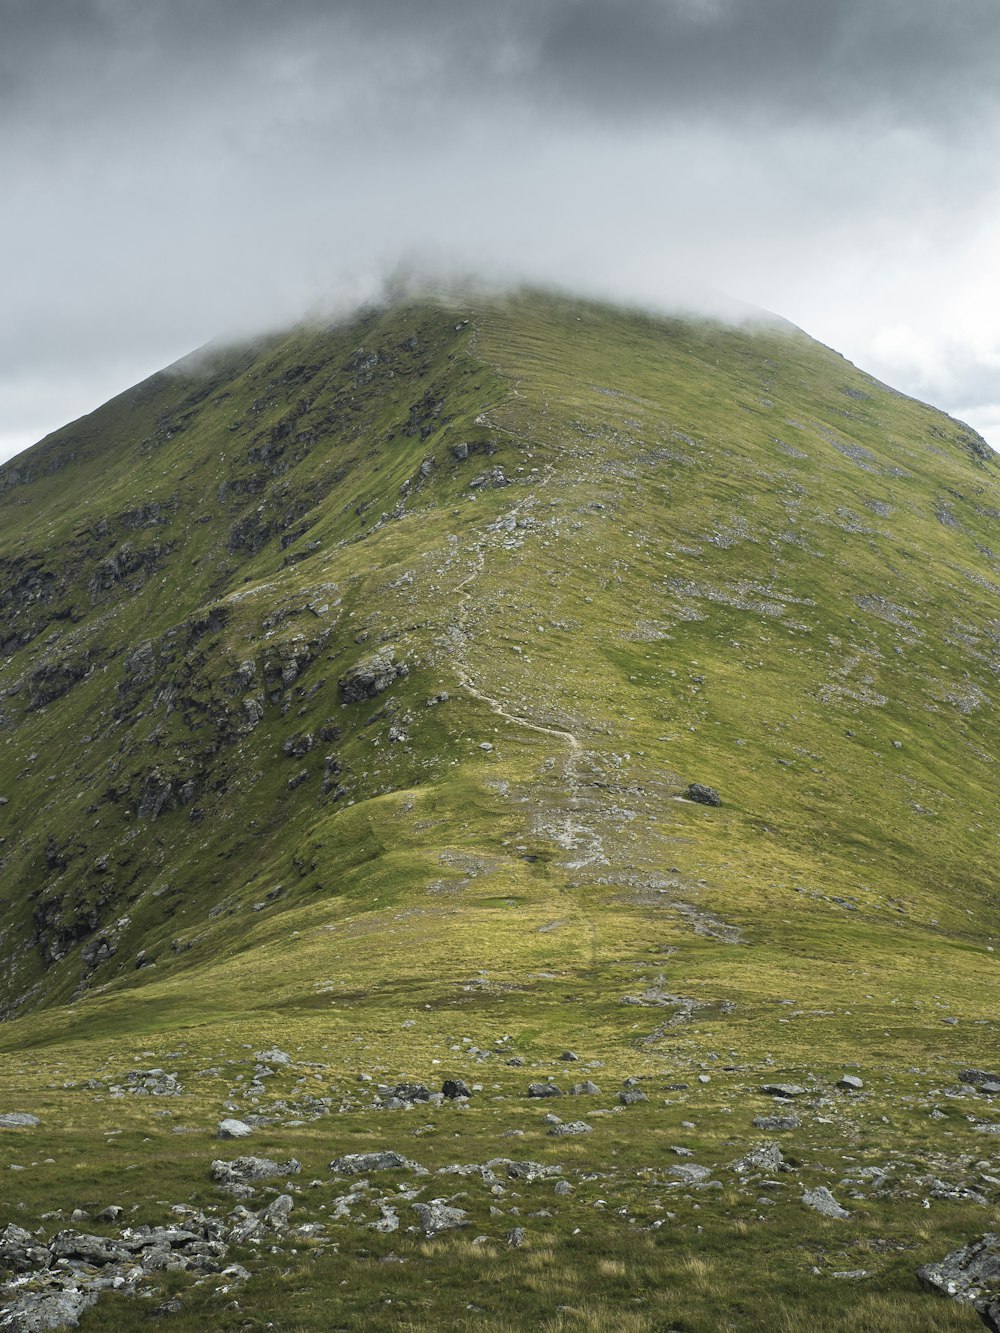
[338,649,408,704]
[918,1235,1000,1331]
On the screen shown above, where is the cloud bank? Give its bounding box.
[2,0,999,459]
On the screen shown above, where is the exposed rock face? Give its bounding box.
[338,649,409,704]
[918,1234,1000,1331]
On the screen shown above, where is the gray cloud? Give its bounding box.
[2,0,999,459]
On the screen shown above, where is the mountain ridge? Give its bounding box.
[0,287,998,1330]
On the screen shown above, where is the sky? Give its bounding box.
[3,0,1000,462]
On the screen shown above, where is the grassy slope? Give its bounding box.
[0,290,996,1329]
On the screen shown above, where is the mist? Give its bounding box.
[3,0,999,461]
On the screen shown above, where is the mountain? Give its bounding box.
[0,288,997,1330]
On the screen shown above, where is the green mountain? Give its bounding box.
[0,289,997,1330]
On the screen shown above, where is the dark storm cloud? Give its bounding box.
[5,1,999,128]
[2,0,999,460]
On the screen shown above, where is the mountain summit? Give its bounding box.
[0,290,997,1330]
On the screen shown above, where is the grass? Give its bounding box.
[0,286,997,1328]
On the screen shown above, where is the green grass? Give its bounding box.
[0,286,997,1328]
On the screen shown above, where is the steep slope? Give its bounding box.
[0,290,997,1330]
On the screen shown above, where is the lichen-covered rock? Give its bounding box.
[412,1200,469,1236]
[328,1150,423,1176]
[918,1233,1000,1328]
[211,1155,300,1187]
[732,1142,788,1174]
[802,1186,850,1219]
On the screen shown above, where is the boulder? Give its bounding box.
[217,1118,253,1140]
[48,1231,131,1265]
[619,1088,648,1106]
[760,1083,807,1098]
[328,1150,423,1176]
[685,782,721,807]
[211,1155,300,1187]
[412,1200,469,1237]
[0,1289,98,1331]
[442,1078,472,1099]
[732,1142,788,1174]
[753,1114,800,1131]
[0,1222,50,1273]
[0,1111,40,1128]
[527,1082,562,1098]
[802,1186,850,1219]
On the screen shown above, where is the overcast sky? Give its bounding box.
[3,0,1000,462]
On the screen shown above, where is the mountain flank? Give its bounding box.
[0,289,998,1330]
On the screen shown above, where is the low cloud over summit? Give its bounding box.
[3,0,999,457]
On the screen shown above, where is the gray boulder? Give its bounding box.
[619,1088,648,1106]
[548,1121,592,1137]
[254,1047,292,1066]
[485,1158,562,1182]
[685,782,721,806]
[802,1186,850,1219]
[329,1150,423,1176]
[753,1114,800,1131]
[0,1112,40,1128]
[48,1231,131,1265]
[761,1083,807,1098]
[960,1070,1000,1088]
[670,1164,713,1184]
[412,1200,469,1236]
[442,1078,472,1099]
[0,1222,50,1273]
[732,1142,788,1174]
[217,1118,253,1140]
[527,1082,562,1098]
[570,1080,601,1095]
[211,1155,300,1187]
[0,1289,98,1331]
